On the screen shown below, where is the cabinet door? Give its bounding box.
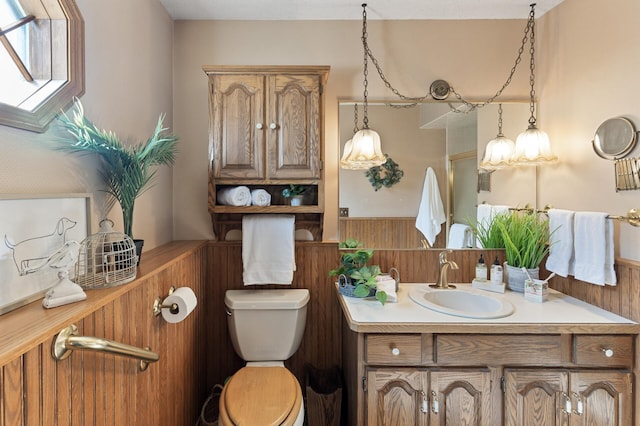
[267,74,322,179]
[367,368,429,426]
[504,369,569,426]
[429,370,492,426]
[211,74,265,179]
[569,371,632,426]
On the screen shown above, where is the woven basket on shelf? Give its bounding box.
[74,219,137,289]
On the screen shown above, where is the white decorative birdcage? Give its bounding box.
[74,219,137,289]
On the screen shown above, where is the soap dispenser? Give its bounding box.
[491,257,503,285]
[475,254,487,281]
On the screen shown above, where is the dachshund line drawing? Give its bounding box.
[4,217,77,275]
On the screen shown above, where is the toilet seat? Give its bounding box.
[219,366,303,426]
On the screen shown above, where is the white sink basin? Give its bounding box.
[409,286,514,319]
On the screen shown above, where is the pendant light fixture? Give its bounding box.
[480,104,515,170]
[340,3,385,170]
[511,3,557,166]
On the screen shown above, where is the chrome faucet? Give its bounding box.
[430,250,459,289]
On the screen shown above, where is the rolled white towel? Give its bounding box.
[251,189,271,206]
[217,186,251,206]
[376,276,398,303]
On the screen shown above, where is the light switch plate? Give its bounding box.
[339,208,349,217]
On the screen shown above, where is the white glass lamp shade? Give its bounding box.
[339,128,386,170]
[480,134,515,170]
[511,126,558,166]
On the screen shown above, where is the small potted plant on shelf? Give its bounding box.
[57,99,179,260]
[282,184,306,206]
[329,238,387,304]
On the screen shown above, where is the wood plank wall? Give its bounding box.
[3,241,637,425]
[340,217,446,249]
[204,243,505,391]
[0,242,208,426]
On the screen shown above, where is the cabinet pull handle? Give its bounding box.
[602,348,614,357]
[561,392,572,415]
[269,122,278,130]
[256,123,263,130]
[420,391,428,414]
[431,390,439,414]
[571,392,583,415]
[390,346,400,356]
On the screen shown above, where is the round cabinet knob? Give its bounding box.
[269,123,278,130]
[603,348,614,358]
[391,347,400,356]
[256,123,263,130]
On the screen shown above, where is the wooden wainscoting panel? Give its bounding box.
[0,242,208,426]
[340,217,447,249]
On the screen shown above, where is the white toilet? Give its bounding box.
[219,288,310,426]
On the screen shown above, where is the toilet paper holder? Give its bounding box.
[152,286,179,316]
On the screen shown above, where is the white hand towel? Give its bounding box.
[447,223,473,248]
[475,204,510,248]
[415,167,446,246]
[375,277,397,303]
[545,209,575,277]
[573,212,616,286]
[242,215,296,285]
[217,186,251,206]
[250,189,271,206]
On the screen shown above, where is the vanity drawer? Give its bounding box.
[436,334,568,366]
[573,335,633,368]
[366,334,424,365]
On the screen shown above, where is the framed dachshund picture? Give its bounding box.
[0,194,91,315]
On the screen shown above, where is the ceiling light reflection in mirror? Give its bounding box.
[338,101,537,250]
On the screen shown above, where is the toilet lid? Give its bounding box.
[224,367,299,425]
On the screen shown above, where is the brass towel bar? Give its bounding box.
[505,204,640,227]
[52,324,159,371]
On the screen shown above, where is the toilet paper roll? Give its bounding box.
[161,287,198,323]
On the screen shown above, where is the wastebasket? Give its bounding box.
[305,364,343,426]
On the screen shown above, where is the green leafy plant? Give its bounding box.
[58,99,179,240]
[281,184,306,198]
[330,240,386,304]
[495,211,554,269]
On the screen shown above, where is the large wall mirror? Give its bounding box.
[338,100,537,250]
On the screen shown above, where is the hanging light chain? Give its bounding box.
[361,4,431,107]
[450,5,535,112]
[361,4,371,129]
[527,4,537,127]
[358,4,537,112]
[497,103,504,135]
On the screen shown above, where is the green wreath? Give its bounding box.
[365,154,404,191]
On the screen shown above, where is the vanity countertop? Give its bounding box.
[337,283,640,334]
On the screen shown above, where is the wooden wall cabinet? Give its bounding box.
[343,328,635,425]
[204,65,329,240]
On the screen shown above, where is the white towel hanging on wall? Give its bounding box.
[415,167,446,247]
[242,215,296,285]
[573,212,616,286]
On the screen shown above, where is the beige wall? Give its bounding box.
[172,19,529,242]
[0,0,174,249]
[538,0,640,260]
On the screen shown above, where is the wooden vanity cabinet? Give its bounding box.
[504,369,632,426]
[203,66,329,240]
[343,326,635,425]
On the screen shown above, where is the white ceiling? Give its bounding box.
[159,0,566,21]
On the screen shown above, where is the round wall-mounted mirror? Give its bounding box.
[592,117,637,160]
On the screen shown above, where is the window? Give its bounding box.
[0,0,84,132]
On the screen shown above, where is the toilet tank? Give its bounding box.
[225,289,310,361]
